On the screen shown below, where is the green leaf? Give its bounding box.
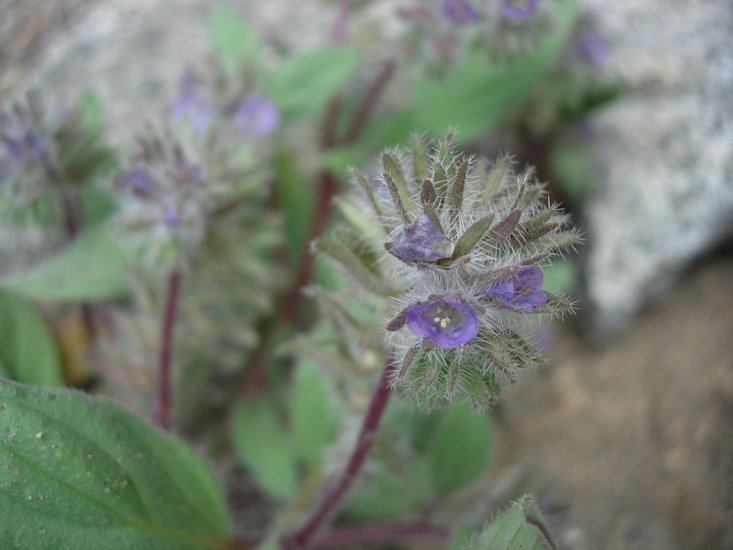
[209,4,260,71]
[290,361,339,468]
[429,400,493,495]
[0,380,230,549]
[232,397,298,501]
[463,495,558,550]
[0,293,63,386]
[2,227,129,302]
[345,456,433,520]
[542,260,576,295]
[413,0,579,141]
[266,47,360,118]
[273,149,315,263]
[450,524,475,550]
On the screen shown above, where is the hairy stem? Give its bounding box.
[154,270,182,430]
[284,357,397,549]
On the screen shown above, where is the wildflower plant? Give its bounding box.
[313,135,578,411]
[0,2,602,550]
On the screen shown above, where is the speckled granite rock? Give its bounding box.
[9,0,341,144]
[580,0,733,340]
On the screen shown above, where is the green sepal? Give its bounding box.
[450,213,495,260]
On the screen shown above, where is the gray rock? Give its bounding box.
[580,0,733,340]
[13,0,337,145]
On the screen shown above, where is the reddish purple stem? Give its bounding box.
[309,523,450,549]
[154,270,182,430]
[284,358,398,549]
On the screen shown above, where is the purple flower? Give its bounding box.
[234,94,279,138]
[170,71,214,134]
[406,299,479,348]
[4,132,46,163]
[501,0,539,20]
[389,214,454,262]
[577,31,609,67]
[162,205,181,227]
[485,266,547,311]
[118,167,156,197]
[442,0,478,24]
[170,94,214,135]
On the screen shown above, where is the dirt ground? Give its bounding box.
[489,255,733,550]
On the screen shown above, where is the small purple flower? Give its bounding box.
[234,93,279,138]
[118,167,156,198]
[389,214,454,262]
[170,71,214,134]
[577,31,609,67]
[442,0,478,24]
[162,205,181,227]
[5,132,46,162]
[485,266,547,311]
[501,0,539,20]
[170,94,214,135]
[406,299,479,348]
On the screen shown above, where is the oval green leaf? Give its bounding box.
[0,293,63,386]
[0,380,230,549]
[428,401,493,495]
[232,397,298,501]
[2,227,129,303]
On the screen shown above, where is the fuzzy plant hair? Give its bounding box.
[313,133,579,411]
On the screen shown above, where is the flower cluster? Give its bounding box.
[314,135,578,410]
[398,0,561,69]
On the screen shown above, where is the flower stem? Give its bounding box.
[343,59,396,145]
[154,270,182,430]
[309,522,450,549]
[283,357,398,549]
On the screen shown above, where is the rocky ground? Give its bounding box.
[2,1,731,548]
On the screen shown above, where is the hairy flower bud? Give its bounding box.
[314,134,579,410]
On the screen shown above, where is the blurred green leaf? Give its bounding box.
[450,524,475,550]
[81,184,116,226]
[232,396,298,501]
[463,495,557,550]
[80,91,104,131]
[290,360,339,468]
[0,293,62,386]
[209,4,260,71]
[0,380,231,549]
[273,149,315,263]
[345,456,433,520]
[429,401,493,495]
[542,260,575,295]
[2,226,129,302]
[266,47,360,118]
[413,0,579,141]
[550,138,595,202]
[320,145,365,176]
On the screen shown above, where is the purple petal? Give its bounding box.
[578,32,610,67]
[486,279,514,302]
[389,215,454,262]
[118,168,156,197]
[406,299,479,348]
[484,265,547,312]
[501,0,539,20]
[515,265,543,290]
[235,94,279,138]
[442,0,478,24]
[170,94,214,134]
